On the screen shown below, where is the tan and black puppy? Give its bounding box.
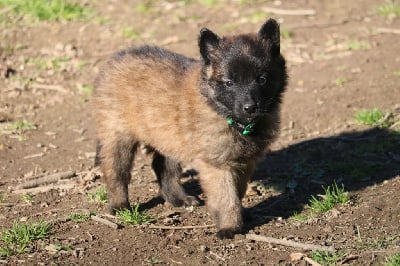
[93,19,287,238]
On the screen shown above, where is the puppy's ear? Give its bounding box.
[258,19,280,56]
[199,28,221,65]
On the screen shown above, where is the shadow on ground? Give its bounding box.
[245,127,400,230]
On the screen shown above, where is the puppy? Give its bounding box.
[93,19,287,238]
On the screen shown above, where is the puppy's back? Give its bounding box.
[93,46,230,163]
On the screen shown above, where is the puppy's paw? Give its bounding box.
[216,228,240,239]
[167,195,200,207]
[182,195,200,207]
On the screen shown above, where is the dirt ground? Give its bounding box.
[1,0,400,265]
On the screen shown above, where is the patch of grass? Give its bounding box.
[27,56,71,71]
[345,39,370,50]
[0,0,93,22]
[69,212,91,223]
[309,182,349,213]
[134,2,153,14]
[20,194,32,204]
[310,250,345,266]
[393,71,400,77]
[116,204,155,225]
[280,28,292,39]
[385,253,400,266]
[199,0,218,6]
[145,256,163,265]
[0,220,51,257]
[333,77,347,86]
[88,186,108,204]
[0,193,6,203]
[290,210,309,222]
[376,0,400,18]
[121,26,141,39]
[79,85,93,95]
[249,11,266,23]
[5,120,36,134]
[355,108,385,127]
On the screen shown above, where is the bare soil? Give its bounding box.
[1,0,400,265]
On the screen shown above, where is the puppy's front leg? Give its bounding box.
[197,161,244,239]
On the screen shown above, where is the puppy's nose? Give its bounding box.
[243,103,257,114]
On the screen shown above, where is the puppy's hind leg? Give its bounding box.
[99,134,138,214]
[152,151,199,207]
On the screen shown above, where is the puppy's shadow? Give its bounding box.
[244,127,400,231]
[139,169,204,211]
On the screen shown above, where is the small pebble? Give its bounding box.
[199,245,208,252]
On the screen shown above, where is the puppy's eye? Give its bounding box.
[256,75,267,85]
[225,80,234,87]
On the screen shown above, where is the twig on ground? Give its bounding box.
[209,251,225,261]
[149,224,215,230]
[13,183,75,194]
[262,7,316,16]
[286,20,349,30]
[246,233,335,252]
[375,27,400,35]
[15,170,76,190]
[389,121,400,129]
[0,202,14,207]
[30,83,68,93]
[24,153,45,159]
[91,215,120,229]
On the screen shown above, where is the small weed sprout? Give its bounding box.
[310,250,345,266]
[309,182,349,213]
[121,26,141,39]
[5,120,36,134]
[69,212,91,222]
[376,0,400,18]
[290,211,309,222]
[385,253,400,266]
[355,108,385,127]
[20,194,32,204]
[116,204,155,225]
[346,40,370,51]
[334,77,347,86]
[88,186,108,204]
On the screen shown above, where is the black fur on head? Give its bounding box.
[198,19,287,130]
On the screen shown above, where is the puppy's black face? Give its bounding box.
[199,19,287,127]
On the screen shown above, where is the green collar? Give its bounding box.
[227,118,255,136]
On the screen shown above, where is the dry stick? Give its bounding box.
[24,153,45,159]
[91,215,120,229]
[375,27,400,35]
[13,183,75,195]
[246,234,335,252]
[30,83,68,93]
[149,224,215,230]
[15,170,76,190]
[209,251,225,261]
[262,7,316,16]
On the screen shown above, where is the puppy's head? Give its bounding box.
[199,19,287,128]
